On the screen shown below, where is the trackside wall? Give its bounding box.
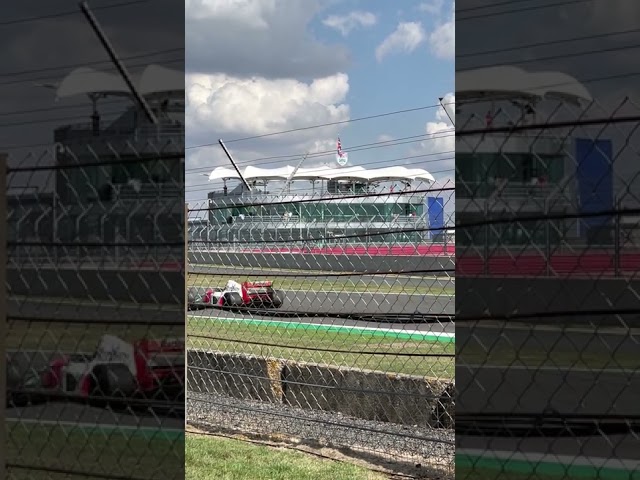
[187,350,455,428]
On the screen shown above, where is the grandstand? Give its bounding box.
[190,164,453,252]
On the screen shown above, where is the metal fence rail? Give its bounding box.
[185,186,456,478]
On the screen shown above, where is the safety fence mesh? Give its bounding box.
[5,135,186,479]
[185,183,456,478]
[456,96,640,478]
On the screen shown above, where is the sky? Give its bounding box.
[184,0,456,206]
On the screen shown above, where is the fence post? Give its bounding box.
[483,200,489,275]
[614,196,620,277]
[0,154,6,479]
[185,202,189,315]
[545,199,551,277]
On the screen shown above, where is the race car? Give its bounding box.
[39,335,185,407]
[188,279,284,310]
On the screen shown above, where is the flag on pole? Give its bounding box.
[336,136,348,166]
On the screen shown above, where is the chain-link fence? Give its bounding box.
[456,90,640,477]
[5,136,186,479]
[185,182,456,478]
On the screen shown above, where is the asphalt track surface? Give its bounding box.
[9,288,454,322]
[7,402,184,429]
[458,323,640,466]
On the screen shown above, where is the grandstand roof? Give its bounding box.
[208,165,436,183]
[457,66,592,104]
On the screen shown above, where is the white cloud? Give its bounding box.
[428,3,454,60]
[323,11,377,36]
[410,93,455,176]
[375,22,426,62]
[418,0,444,14]
[377,134,394,142]
[185,68,347,202]
[186,72,350,147]
[185,0,276,28]
[186,0,349,79]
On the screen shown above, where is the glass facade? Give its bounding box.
[457,152,565,198]
[220,199,424,222]
[457,213,565,247]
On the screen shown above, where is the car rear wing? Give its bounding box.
[136,338,185,353]
[242,281,273,288]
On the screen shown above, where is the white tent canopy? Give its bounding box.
[139,65,184,96]
[56,67,129,99]
[55,64,184,100]
[457,66,592,104]
[208,165,436,183]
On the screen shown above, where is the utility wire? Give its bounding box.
[0,0,151,27]
[186,103,452,148]
[457,26,640,58]
[458,41,640,72]
[0,47,182,80]
[457,0,590,21]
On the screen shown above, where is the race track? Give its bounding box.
[9,288,454,322]
[7,402,184,429]
[458,323,640,467]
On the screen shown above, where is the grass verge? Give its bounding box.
[189,274,454,296]
[7,317,454,378]
[7,320,182,352]
[188,316,454,378]
[191,263,453,279]
[7,425,389,480]
[186,433,388,480]
[456,457,640,479]
[6,423,184,480]
[459,347,640,372]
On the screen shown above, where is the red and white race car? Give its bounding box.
[188,279,284,310]
[40,335,185,406]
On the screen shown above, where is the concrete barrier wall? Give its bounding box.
[189,251,455,276]
[187,350,454,429]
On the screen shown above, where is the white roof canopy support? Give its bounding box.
[208,165,436,184]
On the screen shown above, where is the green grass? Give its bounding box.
[189,274,454,296]
[6,423,184,480]
[6,425,388,480]
[456,467,640,480]
[457,460,640,479]
[7,316,453,378]
[7,321,182,351]
[186,433,388,480]
[188,316,454,378]
[459,346,640,371]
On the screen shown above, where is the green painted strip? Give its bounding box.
[457,454,640,479]
[6,419,184,441]
[189,315,455,344]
